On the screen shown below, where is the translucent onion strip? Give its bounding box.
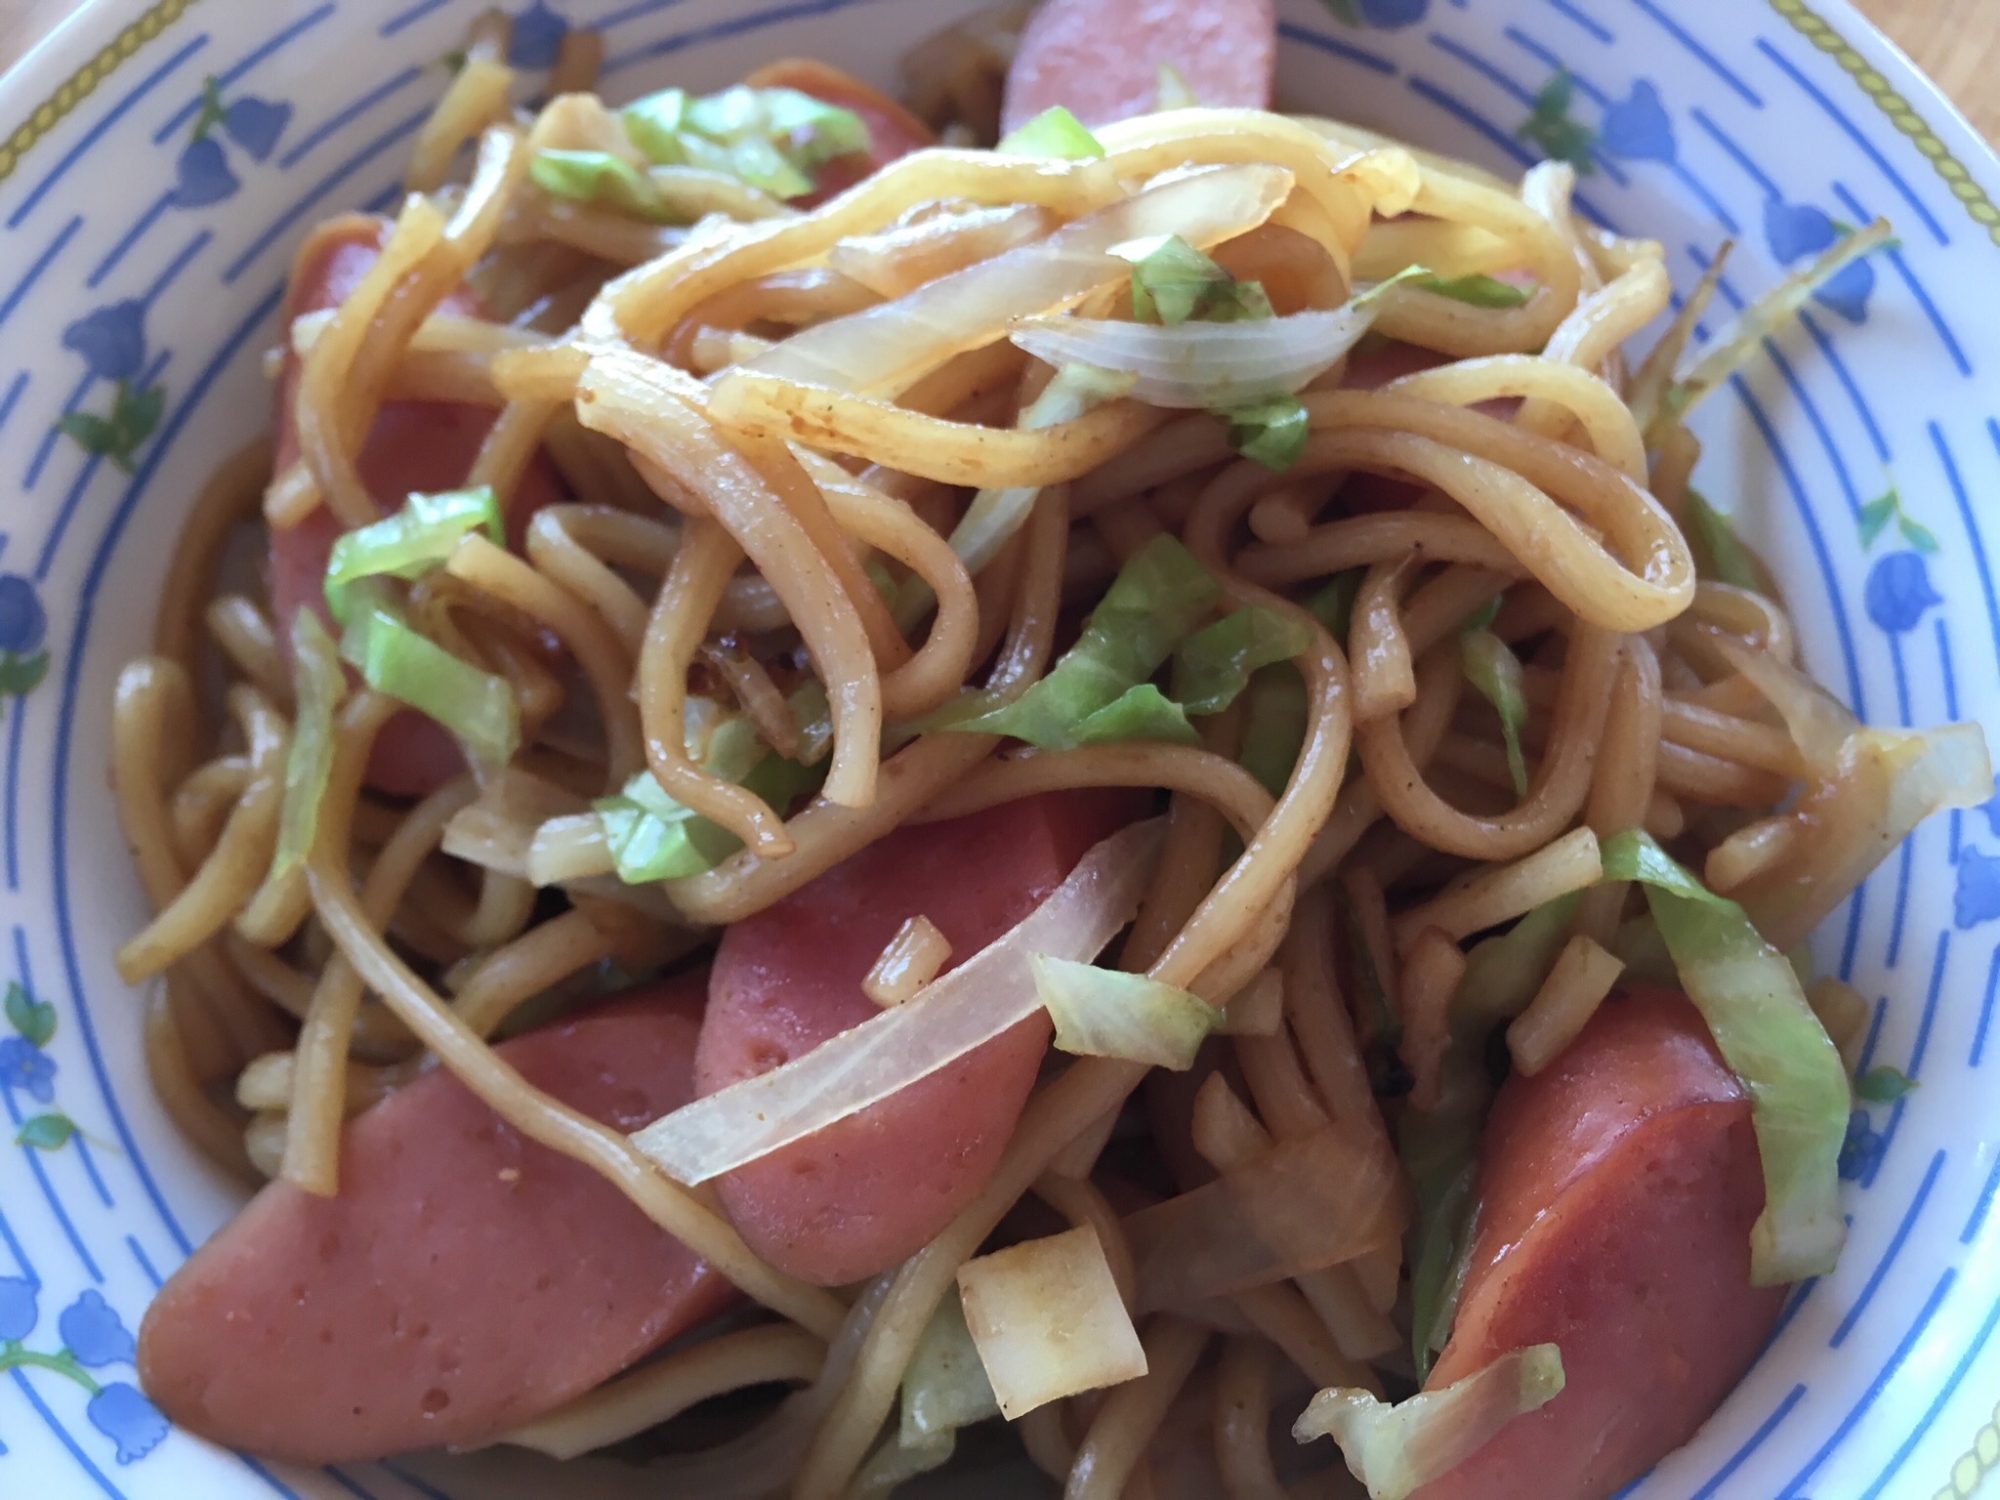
[632,819,1163,1184]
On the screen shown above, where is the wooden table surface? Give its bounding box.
[0,0,1994,141]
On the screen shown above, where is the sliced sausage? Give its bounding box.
[697,790,1144,1285]
[743,58,938,206]
[1414,987,1785,1500]
[1001,0,1277,134]
[269,216,567,797]
[137,975,736,1464]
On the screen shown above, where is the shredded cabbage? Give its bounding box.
[1600,829,1849,1284]
[1154,61,1200,111]
[901,1289,1000,1444]
[950,534,1219,748]
[530,150,680,221]
[268,610,347,882]
[632,820,1163,1184]
[594,691,829,885]
[1031,954,1220,1069]
[621,84,868,200]
[847,1429,955,1500]
[1294,1344,1565,1500]
[1111,232,1274,325]
[1239,663,1308,799]
[1071,682,1199,746]
[1460,626,1529,796]
[323,485,502,624]
[1403,895,1578,1376]
[1171,606,1314,716]
[996,105,1106,160]
[1415,272,1533,309]
[1306,569,1363,646]
[958,1224,1147,1419]
[1685,488,1764,592]
[1661,219,1893,427]
[338,593,519,772]
[1223,394,1310,472]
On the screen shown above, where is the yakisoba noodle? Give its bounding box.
[107,6,1989,1500]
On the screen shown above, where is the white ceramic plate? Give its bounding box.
[0,1,1997,1495]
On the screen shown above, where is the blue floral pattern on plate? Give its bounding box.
[0,1278,167,1464]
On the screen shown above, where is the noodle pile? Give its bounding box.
[110,10,1984,1498]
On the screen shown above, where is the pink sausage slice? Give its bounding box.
[1415,988,1785,1500]
[270,216,568,798]
[697,790,1143,1285]
[1000,0,1277,134]
[137,975,737,1464]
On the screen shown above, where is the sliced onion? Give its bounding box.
[720,162,1293,400]
[1009,302,1383,408]
[441,768,590,879]
[630,818,1165,1184]
[1125,1116,1407,1312]
[827,202,1062,299]
[1714,638,1856,771]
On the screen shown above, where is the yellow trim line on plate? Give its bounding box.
[0,0,202,187]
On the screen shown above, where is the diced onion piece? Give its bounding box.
[957,1224,1147,1419]
[1390,828,1602,954]
[631,819,1164,1184]
[1031,954,1221,1069]
[722,162,1294,400]
[901,1289,1000,1442]
[1505,933,1625,1076]
[1293,1345,1566,1500]
[865,915,952,1008]
[1600,829,1849,1284]
[1221,968,1284,1037]
[269,611,346,882]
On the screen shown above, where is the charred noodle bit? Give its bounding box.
[111,14,1995,1496]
